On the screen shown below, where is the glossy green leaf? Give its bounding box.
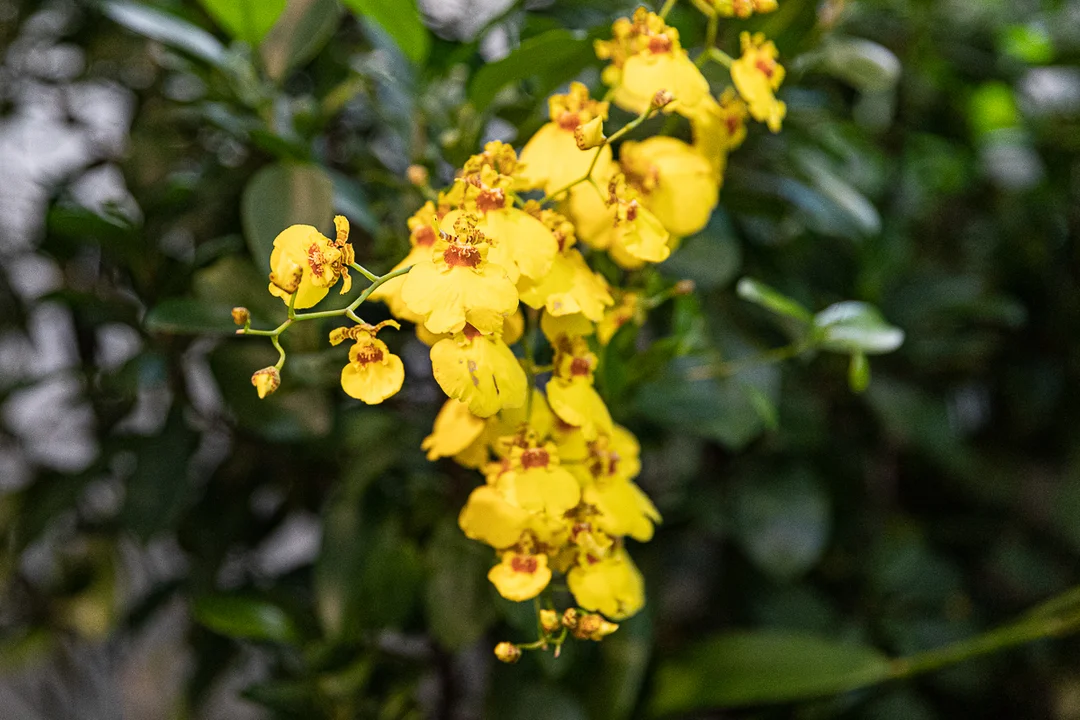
[736,278,814,323]
[649,631,891,714]
[260,0,343,80]
[814,301,905,355]
[241,163,335,273]
[144,298,239,335]
[820,37,901,93]
[101,0,227,66]
[424,521,497,650]
[468,29,591,109]
[196,0,287,46]
[732,470,831,581]
[341,0,430,64]
[192,595,302,644]
[329,170,380,235]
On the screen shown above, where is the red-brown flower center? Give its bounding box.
[462,323,482,340]
[475,187,506,213]
[520,448,550,470]
[570,357,592,377]
[307,243,328,275]
[413,225,436,247]
[755,58,775,79]
[511,555,538,573]
[443,243,482,268]
[354,344,384,366]
[557,111,582,131]
[648,35,673,54]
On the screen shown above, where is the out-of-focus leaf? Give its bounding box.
[101,0,227,66]
[468,29,591,109]
[636,356,779,450]
[241,163,335,273]
[1000,24,1054,65]
[192,595,302,644]
[341,0,430,64]
[329,170,380,235]
[121,408,198,539]
[144,297,239,335]
[736,278,814,323]
[424,520,497,650]
[590,612,653,720]
[196,0,287,46]
[260,0,342,81]
[970,82,1020,138]
[493,683,589,720]
[820,37,901,93]
[658,211,742,291]
[814,301,904,355]
[732,469,830,581]
[649,632,891,714]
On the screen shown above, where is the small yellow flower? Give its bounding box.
[488,551,552,602]
[518,82,612,196]
[400,216,519,336]
[731,32,787,133]
[596,174,672,267]
[421,398,487,462]
[596,291,644,345]
[267,217,355,309]
[546,337,613,441]
[540,311,597,341]
[518,248,613,324]
[693,0,779,17]
[494,442,581,518]
[369,202,441,324]
[595,9,710,118]
[458,484,533,549]
[620,137,719,237]
[689,89,748,180]
[570,427,661,542]
[429,325,527,418]
[330,320,404,405]
[567,548,645,620]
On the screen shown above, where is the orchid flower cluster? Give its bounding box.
[233,3,787,661]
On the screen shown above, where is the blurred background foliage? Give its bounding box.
[1,0,1080,718]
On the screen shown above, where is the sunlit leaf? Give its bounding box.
[736,278,814,323]
[260,0,343,80]
[341,0,430,64]
[101,0,227,66]
[241,163,335,273]
[192,595,302,644]
[469,29,592,110]
[649,631,891,714]
[814,301,905,355]
[196,0,287,46]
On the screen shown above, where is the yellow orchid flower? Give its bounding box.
[429,325,527,418]
[731,31,787,133]
[330,321,404,405]
[620,136,720,237]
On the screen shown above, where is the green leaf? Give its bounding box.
[329,170,380,235]
[849,351,871,393]
[196,0,287,46]
[101,0,227,66]
[649,631,891,714]
[732,469,831,581]
[144,298,239,335]
[658,211,742,291]
[736,278,814,323]
[468,29,592,110]
[192,595,302,644]
[341,0,430,64]
[260,0,343,81]
[121,408,199,539]
[241,163,335,274]
[820,37,901,93]
[814,301,905,355]
[424,521,497,650]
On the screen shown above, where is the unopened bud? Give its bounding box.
[574,116,606,150]
[674,279,696,295]
[651,89,675,109]
[231,307,250,326]
[251,367,280,399]
[407,164,430,187]
[561,608,579,630]
[494,641,521,664]
[572,612,619,641]
[539,609,560,634]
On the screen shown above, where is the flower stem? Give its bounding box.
[350,262,379,283]
[658,0,678,19]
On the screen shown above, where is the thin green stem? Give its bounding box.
[708,47,735,68]
[658,0,678,19]
[287,290,298,320]
[350,262,379,283]
[540,104,661,204]
[686,338,815,381]
[271,334,286,369]
[696,12,719,68]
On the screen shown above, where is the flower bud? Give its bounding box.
[539,609,560,634]
[574,116,606,150]
[674,279,696,295]
[651,89,675,109]
[251,367,281,399]
[572,612,619,641]
[407,164,430,187]
[231,307,250,326]
[561,608,579,630]
[494,642,521,664]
